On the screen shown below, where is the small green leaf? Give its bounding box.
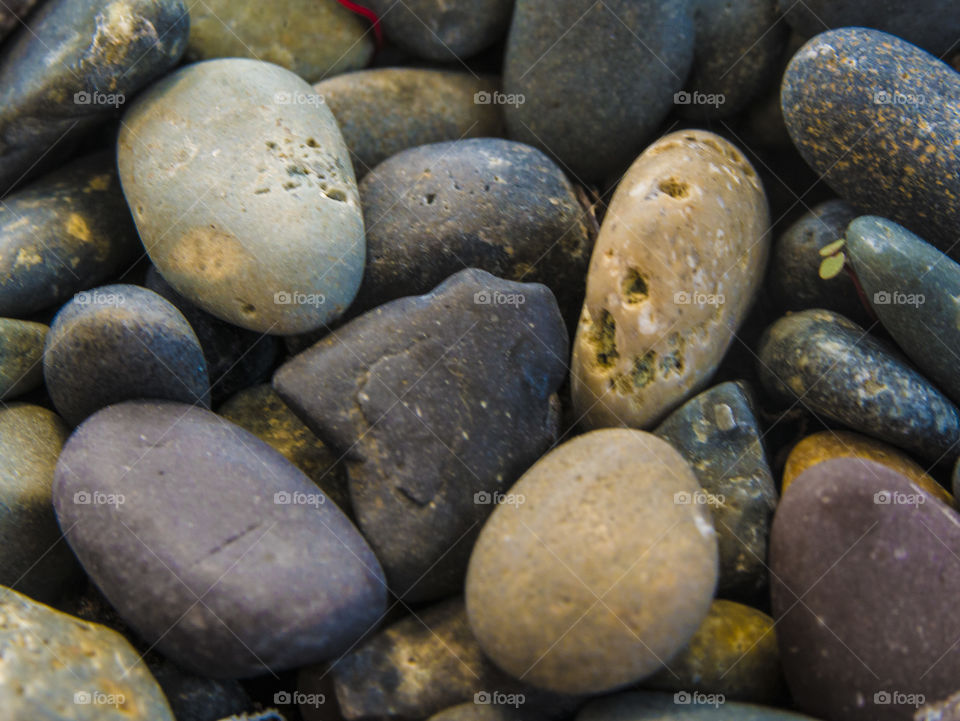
[819,252,846,279]
[819,238,846,257]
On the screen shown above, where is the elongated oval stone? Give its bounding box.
[757,309,960,462]
[782,28,960,253]
[53,401,387,677]
[572,130,769,429]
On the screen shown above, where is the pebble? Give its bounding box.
[0,152,140,318]
[465,429,717,694]
[43,284,210,427]
[571,130,769,430]
[757,309,960,462]
[117,58,365,335]
[315,68,503,176]
[53,400,387,677]
[0,0,188,193]
[0,318,47,399]
[655,381,777,600]
[186,0,374,81]
[274,268,567,601]
[0,585,174,720]
[355,138,593,323]
[502,0,694,181]
[770,458,960,721]
[577,691,820,720]
[0,404,81,602]
[782,28,960,253]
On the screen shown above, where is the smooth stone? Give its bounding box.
[355,138,593,323]
[771,458,960,721]
[0,0,188,193]
[0,585,174,720]
[768,200,868,323]
[466,429,717,694]
[0,318,46,399]
[327,597,574,721]
[428,704,535,721]
[52,400,387,677]
[118,58,365,335]
[782,28,960,253]
[366,0,512,60]
[0,152,140,317]
[571,131,769,430]
[783,0,960,56]
[219,384,350,513]
[274,268,567,601]
[502,0,694,181]
[642,600,785,705]
[145,266,278,404]
[0,0,39,42]
[678,0,785,119]
[186,0,373,81]
[784,430,952,506]
[655,381,777,599]
[314,68,503,176]
[577,691,820,720]
[0,404,81,602]
[757,309,960,462]
[847,215,960,405]
[43,284,210,427]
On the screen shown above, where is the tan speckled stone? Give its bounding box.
[571,130,769,429]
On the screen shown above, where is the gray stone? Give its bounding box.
[0,318,47,399]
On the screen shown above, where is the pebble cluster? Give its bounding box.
[0,2,958,721]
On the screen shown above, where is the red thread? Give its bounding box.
[335,0,384,50]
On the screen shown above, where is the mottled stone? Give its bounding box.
[655,382,777,599]
[757,309,960,462]
[642,600,785,705]
[784,431,952,506]
[577,691,820,720]
[219,384,350,513]
[0,404,80,603]
[186,0,373,81]
[355,139,593,324]
[769,200,868,323]
[782,28,960,253]
[503,0,694,181]
[0,585,174,720]
[145,266,278,404]
[771,458,960,721]
[43,284,210,427]
[366,0,512,60]
[118,58,364,335]
[847,215,960,405]
[466,429,717,694]
[53,400,387,677]
[572,131,769,430]
[0,153,140,317]
[274,269,567,601]
[315,69,503,176]
[0,318,46,399]
[0,0,189,193]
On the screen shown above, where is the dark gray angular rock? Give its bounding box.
[43,284,210,426]
[0,0,189,193]
[502,0,695,182]
[0,152,140,317]
[274,268,567,602]
[53,400,388,677]
[655,381,777,600]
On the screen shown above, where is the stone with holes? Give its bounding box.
[465,429,718,694]
[756,308,960,462]
[274,268,567,602]
[354,138,593,327]
[52,400,387,677]
[43,284,210,427]
[771,458,960,721]
[0,318,47,400]
[571,130,769,430]
[117,58,364,335]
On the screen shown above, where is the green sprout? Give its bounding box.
[818,238,846,279]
